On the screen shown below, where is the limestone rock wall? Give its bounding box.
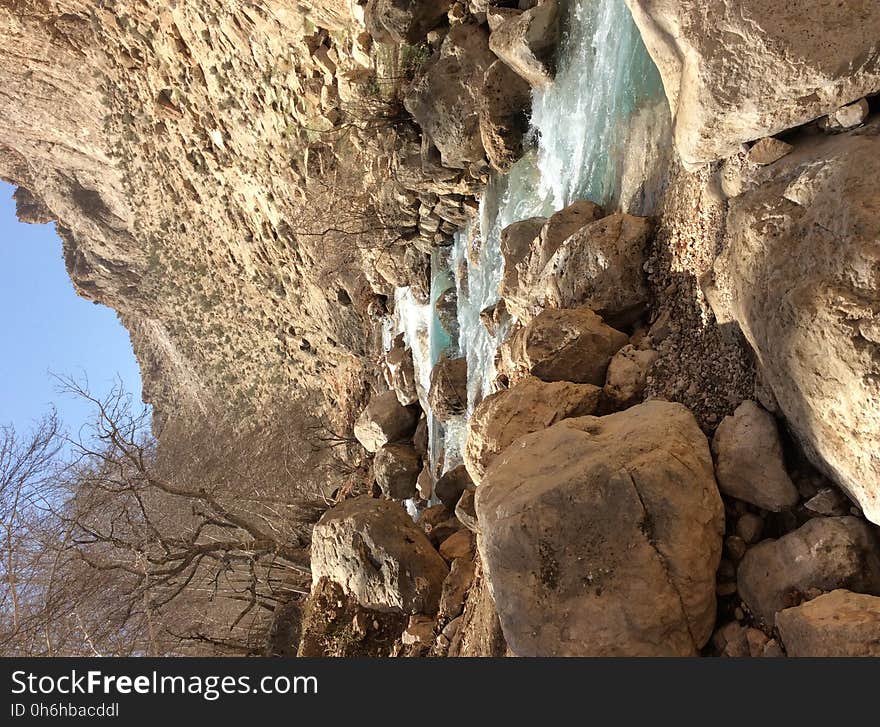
[0,0,381,422]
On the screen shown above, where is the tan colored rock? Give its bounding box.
[500,307,628,385]
[354,391,420,453]
[499,217,545,305]
[823,98,870,132]
[416,464,433,501]
[428,356,468,421]
[374,443,421,500]
[748,137,793,166]
[364,0,453,44]
[401,614,436,647]
[705,121,880,523]
[404,24,495,169]
[487,0,559,88]
[454,489,478,533]
[383,333,419,406]
[711,400,799,511]
[537,214,653,327]
[776,589,880,657]
[439,557,476,621]
[476,400,724,656]
[311,497,449,615]
[625,0,880,165]
[447,556,509,656]
[464,375,602,484]
[503,200,604,321]
[603,344,657,410]
[413,415,429,457]
[479,59,531,174]
[737,516,880,626]
[439,529,475,562]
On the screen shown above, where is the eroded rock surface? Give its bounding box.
[706,121,880,523]
[625,0,880,164]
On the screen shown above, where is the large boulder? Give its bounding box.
[354,391,420,453]
[464,376,602,484]
[364,0,453,44]
[428,356,469,421]
[737,516,880,626]
[404,24,496,170]
[487,0,559,88]
[499,307,628,385]
[503,201,605,322]
[384,333,419,406]
[311,497,449,615]
[476,400,724,656]
[776,590,880,657]
[624,0,880,165]
[535,213,653,327]
[374,443,422,500]
[711,400,799,511]
[705,121,880,523]
[479,59,532,174]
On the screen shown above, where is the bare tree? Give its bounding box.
[0,378,360,657]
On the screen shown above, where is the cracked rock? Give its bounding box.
[475,400,724,655]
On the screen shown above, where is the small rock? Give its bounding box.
[746,628,769,657]
[419,504,462,547]
[736,512,764,544]
[435,464,474,509]
[724,535,747,562]
[603,344,657,409]
[354,391,420,453]
[413,416,429,457]
[402,615,436,646]
[416,464,433,501]
[711,401,799,511]
[715,622,750,657]
[717,559,736,581]
[804,487,848,516]
[716,582,738,597]
[464,376,601,484]
[439,530,475,562]
[823,98,870,131]
[487,0,559,88]
[761,639,784,658]
[428,357,469,421]
[747,137,792,166]
[455,489,479,533]
[311,497,449,614]
[499,307,628,386]
[439,558,476,620]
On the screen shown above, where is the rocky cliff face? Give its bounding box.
[1,1,378,422]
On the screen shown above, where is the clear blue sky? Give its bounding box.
[0,181,143,438]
